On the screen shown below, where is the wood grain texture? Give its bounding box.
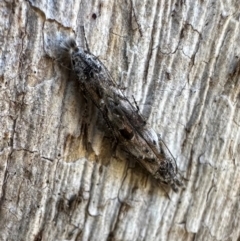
[0,0,239,240]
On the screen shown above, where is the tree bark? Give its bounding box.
[0,0,240,241]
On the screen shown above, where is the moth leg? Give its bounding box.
[82,90,91,121]
[101,105,119,148]
[79,88,92,151]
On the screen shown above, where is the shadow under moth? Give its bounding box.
[60,38,183,192]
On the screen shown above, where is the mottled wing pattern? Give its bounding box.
[60,38,182,192]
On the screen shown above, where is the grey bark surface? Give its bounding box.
[0,0,240,241]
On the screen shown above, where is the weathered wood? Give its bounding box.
[0,0,239,240]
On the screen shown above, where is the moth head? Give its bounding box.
[59,38,79,68]
[60,39,80,59]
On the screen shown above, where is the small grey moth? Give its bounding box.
[60,38,183,192]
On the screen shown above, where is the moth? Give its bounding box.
[60,38,183,192]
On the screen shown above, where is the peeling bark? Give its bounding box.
[0,0,240,241]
